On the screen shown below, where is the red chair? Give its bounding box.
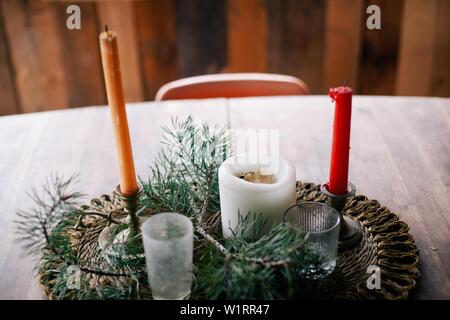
[155,73,309,101]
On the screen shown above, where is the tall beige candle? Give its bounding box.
[99,28,138,195]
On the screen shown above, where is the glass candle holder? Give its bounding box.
[141,212,193,300]
[284,202,341,279]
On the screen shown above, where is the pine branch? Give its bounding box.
[15,174,83,255]
[16,175,136,280]
[75,209,121,225]
[18,117,327,300]
[194,162,229,256]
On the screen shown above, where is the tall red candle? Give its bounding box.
[328,86,353,195]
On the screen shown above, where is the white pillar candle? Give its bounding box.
[218,153,296,238]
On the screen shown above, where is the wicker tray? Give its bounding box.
[39,181,420,299]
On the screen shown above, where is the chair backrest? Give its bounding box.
[155,73,309,101]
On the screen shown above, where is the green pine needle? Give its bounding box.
[15,117,326,300]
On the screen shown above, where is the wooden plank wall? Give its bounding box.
[0,0,449,115]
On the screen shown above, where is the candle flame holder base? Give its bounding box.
[115,185,142,236]
[320,182,362,250]
[98,185,144,253]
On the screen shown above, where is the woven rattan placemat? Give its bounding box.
[39,181,420,299]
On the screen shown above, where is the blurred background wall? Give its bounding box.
[0,0,449,115]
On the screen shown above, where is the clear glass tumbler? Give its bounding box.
[284,202,341,279]
[141,212,193,300]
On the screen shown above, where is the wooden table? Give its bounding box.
[0,96,449,299]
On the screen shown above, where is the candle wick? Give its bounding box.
[104,24,109,33]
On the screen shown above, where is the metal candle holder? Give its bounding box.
[320,182,362,249]
[115,185,142,236]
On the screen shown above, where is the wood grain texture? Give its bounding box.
[359,0,404,95]
[322,0,364,91]
[0,96,449,299]
[430,0,450,97]
[267,0,326,93]
[54,2,106,108]
[227,96,450,299]
[0,98,228,299]
[0,5,18,115]
[0,1,450,116]
[227,0,267,72]
[395,0,439,96]
[135,0,178,100]
[1,0,69,112]
[175,0,227,77]
[96,1,144,102]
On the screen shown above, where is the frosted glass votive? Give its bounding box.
[141,212,193,300]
